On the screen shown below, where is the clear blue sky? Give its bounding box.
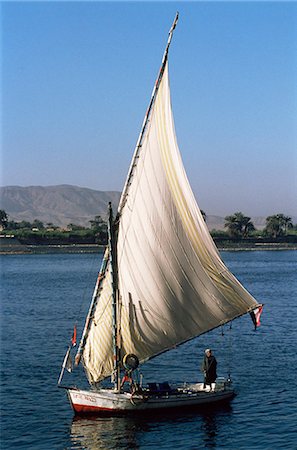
[2,1,297,217]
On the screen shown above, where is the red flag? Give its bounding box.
[250,305,263,330]
[71,325,77,347]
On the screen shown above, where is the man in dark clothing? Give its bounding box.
[201,348,217,391]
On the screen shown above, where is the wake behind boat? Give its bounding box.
[58,13,263,416]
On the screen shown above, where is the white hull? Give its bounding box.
[67,383,235,415]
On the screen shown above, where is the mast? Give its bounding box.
[117,12,179,215]
[73,14,179,384]
[108,202,120,390]
[74,203,120,387]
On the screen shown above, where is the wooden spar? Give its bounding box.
[108,202,120,391]
[58,346,71,386]
[117,12,179,215]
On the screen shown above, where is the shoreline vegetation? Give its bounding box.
[1,210,296,254]
[1,235,296,255]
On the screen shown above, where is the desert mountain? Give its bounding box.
[0,185,121,228]
[1,185,280,230]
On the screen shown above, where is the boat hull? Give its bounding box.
[67,384,235,415]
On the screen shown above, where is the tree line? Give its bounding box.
[223,212,294,239]
[0,210,108,244]
[0,209,296,243]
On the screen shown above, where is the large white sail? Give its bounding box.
[80,61,260,383]
[117,62,259,358]
[82,265,114,382]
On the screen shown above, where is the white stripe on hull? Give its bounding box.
[67,386,235,414]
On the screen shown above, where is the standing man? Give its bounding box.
[201,348,217,391]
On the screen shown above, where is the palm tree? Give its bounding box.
[224,212,255,238]
[281,215,293,234]
[89,215,108,243]
[242,220,256,238]
[264,214,293,238]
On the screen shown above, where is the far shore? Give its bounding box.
[1,241,296,255]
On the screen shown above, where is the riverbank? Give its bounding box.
[1,236,296,254]
[215,241,297,251]
[218,243,297,251]
[0,237,105,254]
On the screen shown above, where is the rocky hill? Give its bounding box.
[0,185,121,228]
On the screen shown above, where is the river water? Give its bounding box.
[1,251,297,449]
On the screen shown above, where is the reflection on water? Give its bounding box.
[70,416,146,450]
[70,404,233,450]
[201,413,219,448]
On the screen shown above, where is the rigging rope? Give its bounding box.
[216,322,232,382]
[70,250,105,344]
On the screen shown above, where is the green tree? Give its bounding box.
[46,222,59,230]
[264,214,293,238]
[90,215,108,244]
[89,215,106,230]
[32,219,44,229]
[67,223,86,231]
[18,220,32,229]
[224,212,255,238]
[6,220,19,230]
[0,210,8,229]
[281,215,293,234]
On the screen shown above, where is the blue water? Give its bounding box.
[1,251,297,449]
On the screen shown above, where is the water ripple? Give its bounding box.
[1,251,297,449]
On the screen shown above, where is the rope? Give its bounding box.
[76,251,101,322]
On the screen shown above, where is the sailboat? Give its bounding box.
[59,13,263,415]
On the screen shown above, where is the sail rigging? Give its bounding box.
[75,16,261,384]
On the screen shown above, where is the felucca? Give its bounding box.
[58,13,263,415]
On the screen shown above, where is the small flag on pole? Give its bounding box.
[250,305,263,330]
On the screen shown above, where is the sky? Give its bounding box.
[2,1,297,217]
